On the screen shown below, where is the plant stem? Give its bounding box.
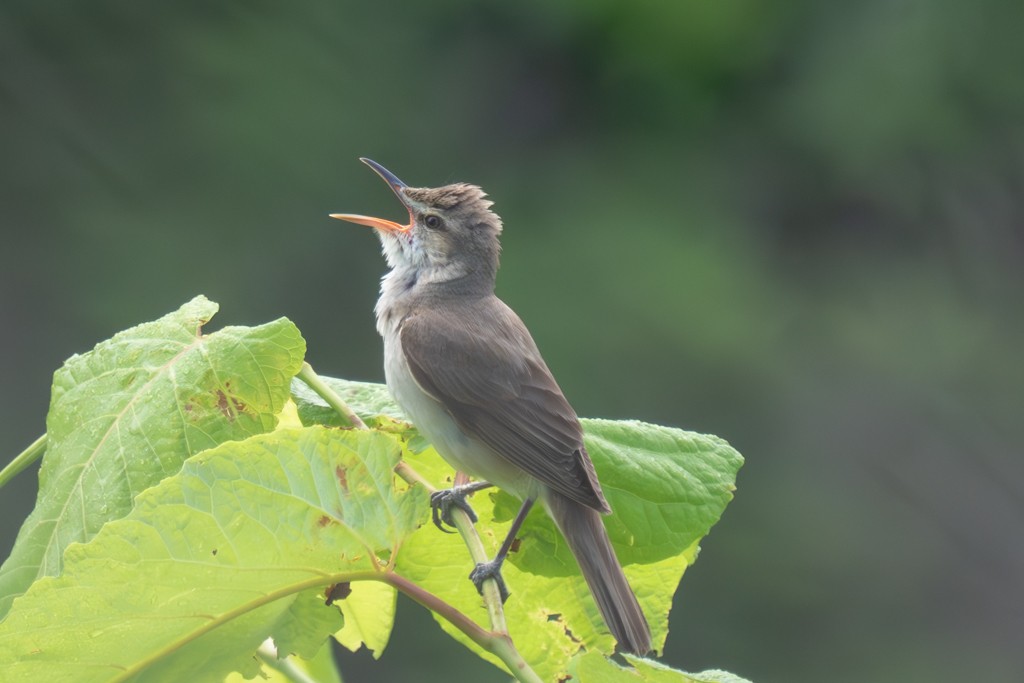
[296,362,367,430]
[255,641,329,683]
[393,462,508,635]
[393,460,433,488]
[381,573,541,683]
[0,433,47,490]
[450,497,510,635]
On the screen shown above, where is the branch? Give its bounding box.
[0,433,47,490]
[296,362,367,429]
[394,462,508,635]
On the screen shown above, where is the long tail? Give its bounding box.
[545,492,652,655]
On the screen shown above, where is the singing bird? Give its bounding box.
[331,158,651,654]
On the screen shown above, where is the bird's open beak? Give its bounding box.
[330,158,413,233]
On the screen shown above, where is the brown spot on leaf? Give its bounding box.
[325,582,352,606]
[335,466,349,493]
[211,548,218,556]
[214,390,234,421]
[231,397,246,412]
[510,538,522,554]
[317,515,332,527]
[184,403,193,412]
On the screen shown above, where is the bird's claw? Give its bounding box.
[430,486,479,532]
[470,560,510,603]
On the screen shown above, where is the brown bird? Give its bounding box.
[331,158,651,654]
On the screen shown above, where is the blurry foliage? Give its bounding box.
[1,1,1022,681]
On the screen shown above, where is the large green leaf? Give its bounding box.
[393,418,743,682]
[0,296,306,617]
[0,426,426,682]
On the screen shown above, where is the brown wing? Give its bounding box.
[399,299,609,512]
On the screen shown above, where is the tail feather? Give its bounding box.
[545,492,652,655]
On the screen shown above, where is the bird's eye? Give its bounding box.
[424,214,443,230]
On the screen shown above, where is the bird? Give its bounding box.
[330,158,651,655]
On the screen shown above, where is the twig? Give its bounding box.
[296,362,367,430]
[394,462,508,635]
[0,433,47,490]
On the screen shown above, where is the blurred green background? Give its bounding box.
[2,1,1022,681]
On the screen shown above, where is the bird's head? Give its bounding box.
[331,158,503,287]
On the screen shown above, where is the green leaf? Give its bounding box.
[0,296,306,617]
[0,426,426,682]
[272,588,345,661]
[334,579,398,659]
[394,418,743,682]
[573,652,754,682]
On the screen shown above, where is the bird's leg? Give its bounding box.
[469,497,535,603]
[430,480,493,532]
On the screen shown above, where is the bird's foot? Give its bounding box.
[429,484,481,532]
[470,559,510,603]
